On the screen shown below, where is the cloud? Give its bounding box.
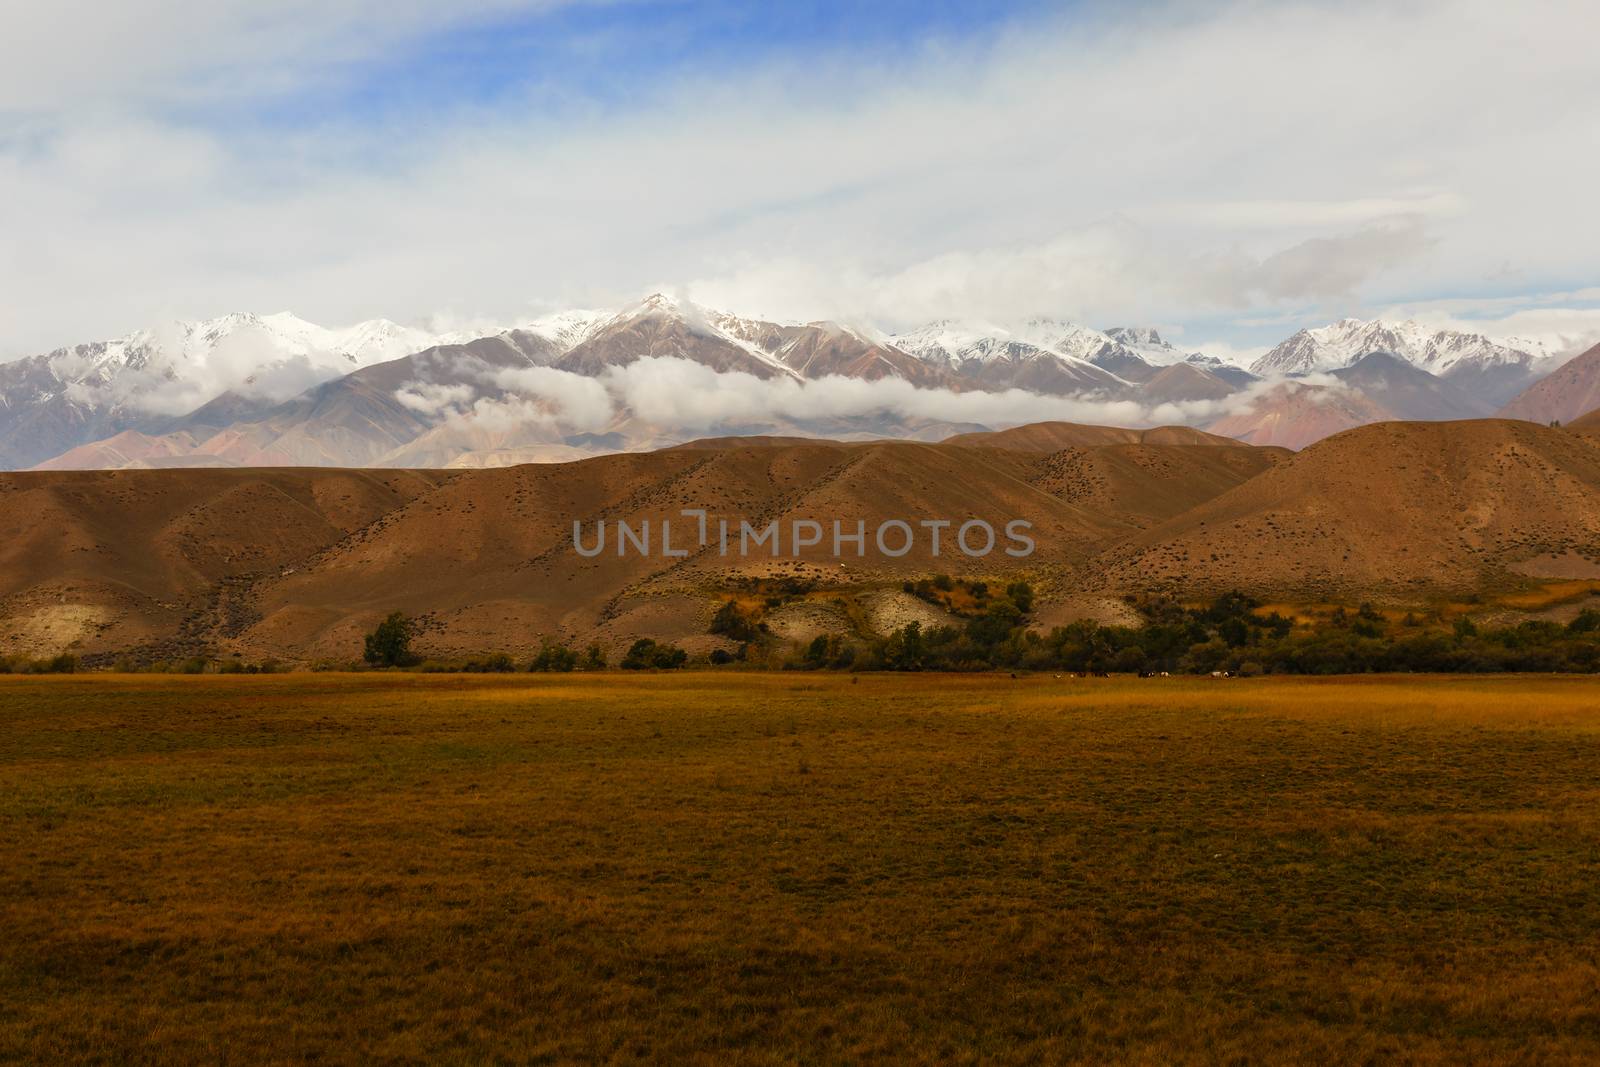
[396,381,479,417]
[395,359,615,432]
[0,1,577,115]
[689,217,1435,332]
[1,0,1598,358]
[1214,219,1435,305]
[393,356,1264,443]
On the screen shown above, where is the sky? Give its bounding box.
[3,0,1600,362]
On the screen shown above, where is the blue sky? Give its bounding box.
[250,1,1058,131]
[2,0,1599,360]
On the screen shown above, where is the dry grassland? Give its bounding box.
[3,673,1599,1064]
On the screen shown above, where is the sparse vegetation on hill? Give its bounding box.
[848,592,1600,675]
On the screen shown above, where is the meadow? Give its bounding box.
[3,673,1599,1064]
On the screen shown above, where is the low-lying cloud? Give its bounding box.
[394,356,1277,445]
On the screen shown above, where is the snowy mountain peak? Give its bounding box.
[619,292,692,319]
[1251,318,1537,378]
[15,311,470,421]
[1105,326,1165,347]
[1103,326,1201,367]
[518,309,611,352]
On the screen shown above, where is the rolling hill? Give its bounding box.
[943,422,1250,450]
[0,429,1285,662]
[5,415,1597,662]
[1095,419,1600,596]
[1498,342,1600,426]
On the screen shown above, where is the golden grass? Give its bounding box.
[3,673,1600,1064]
[1493,580,1600,611]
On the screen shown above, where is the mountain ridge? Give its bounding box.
[4,298,1589,471]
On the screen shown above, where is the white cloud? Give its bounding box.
[395,356,1259,440]
[0,1,576,115]
[1,0,1598,358]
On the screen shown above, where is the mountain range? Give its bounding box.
[4,411,1598,664]
[2,294,1592,470]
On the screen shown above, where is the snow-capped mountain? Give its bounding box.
[518,308,612,352]
[551,294,951,387]
[18,311,465,414]
[890,320,1056,367]
[890,319,1135,394]
[1251,318,1535,378]
[0,311,481,469]
[1249,317,1549,408]
[1102,327,1196,367]
[1,296,1582,470]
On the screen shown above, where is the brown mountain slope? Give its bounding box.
[1028,443,1289,528]
[0,469,450,655]
[944,422,1248,450]
[1568,407,1600,432]
[1205,381,1394,449]
[32,430,218,471]
[1095,419,1600,596]
[1498,343,1600,425]
[1140,362,1237,404]
[0,432,1282,661]
[237,443,1132,660]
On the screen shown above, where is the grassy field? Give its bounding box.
[3,674,1599,1064]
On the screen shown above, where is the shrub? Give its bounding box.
[465,653,516,673]
[1568,609,1600,634]
[621,639,688,670]
[709,601,761,642]
[1005,581,1035,615]
[529,642,578,673]
[364,612,418,668]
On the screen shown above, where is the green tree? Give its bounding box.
[363,612,417,668]
[529,641,578,672]
[710,601,760,642]
[621,639,688,670]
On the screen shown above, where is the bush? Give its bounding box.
[709,601,761,642]
[529,642,578,673]
[364,612,418,668]
[1568,609,1600,634]
[1005,581,1035,615]
[621,639,688,670]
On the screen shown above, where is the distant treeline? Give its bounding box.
[710,581,1600,676]
[0,653,80,675]
[11,587,1600,676]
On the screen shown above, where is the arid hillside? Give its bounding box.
[1095,419,1600,596]
[1498,342,1600,426]
[0,433,1281,662]
[0,469,451,657]
[943,422,1248,450]
[5,417,1597,662]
